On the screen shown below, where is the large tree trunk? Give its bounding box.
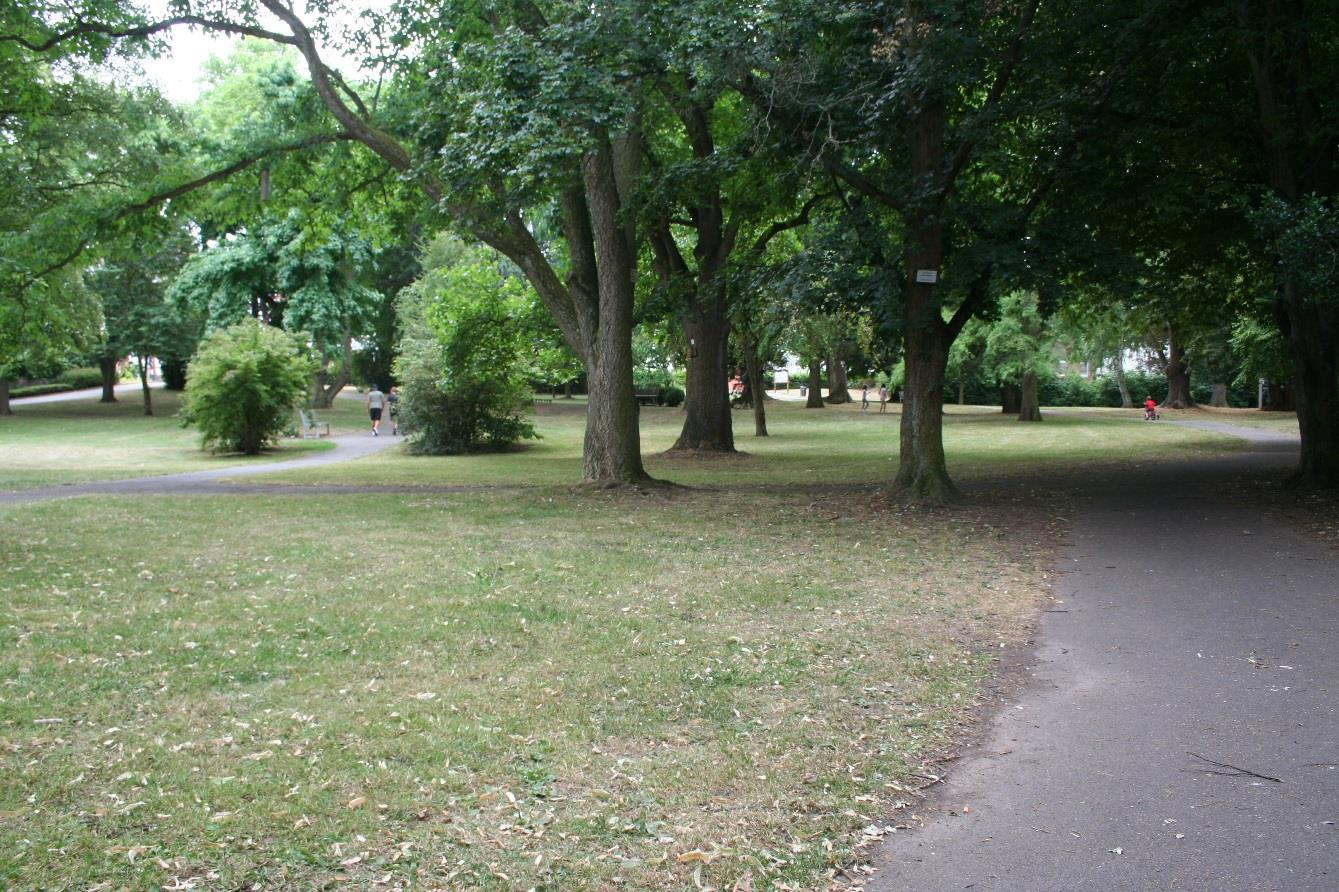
[895,321,955,503]
[1262,379,1293,411]
[957,379,965,406]
[1017,370,1042,422]
[1113,359,1133,408]
[671,297,734,452]
[1209,383,1229,407]
[1162,332,1195,409]
[826,356,851,404]
[742,334,768,437]
[1282,292,1339,487]
[99,355,119,402]
[1236,1,1337,486]
[311,337,352,409]
[274,1,648,484]
[580,146,650,484]
[893,89,956,503]
[0,377,10,415]
[1000,382,1021,414]
[805,355,825,408]
[137,356,154,416]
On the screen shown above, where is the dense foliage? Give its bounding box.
[394,238,539,455]
[179,321,314,454]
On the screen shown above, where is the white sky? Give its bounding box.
[137,1,391,104]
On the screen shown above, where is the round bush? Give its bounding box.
[180,322,315,454]
[659,385,685,408]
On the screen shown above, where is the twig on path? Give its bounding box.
[1187,752,1283,783]
[907,772,945,794]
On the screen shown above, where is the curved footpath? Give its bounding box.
[868,421,1337,891]
[0,431,400,505]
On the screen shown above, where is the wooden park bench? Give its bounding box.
[298,408,331,439]
[634,386,661,406]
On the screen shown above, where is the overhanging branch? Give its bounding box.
[2,16,295,52]
[17,131,356,293]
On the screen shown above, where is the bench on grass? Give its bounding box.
[298,408,331,439]
[634,387,661,406]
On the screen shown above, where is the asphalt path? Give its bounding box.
[866,422,1337,891]
[10,382,155,404]
[1,379,406,508]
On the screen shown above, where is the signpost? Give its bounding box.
[915,269,939,284]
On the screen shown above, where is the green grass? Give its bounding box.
[255,398,1248,489]
[0,395,1258,890]
[0,391,339,491]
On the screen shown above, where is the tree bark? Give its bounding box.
[1262,379,1294,411]
[1282,290,1339,487]
[1162,332,1195,409]
[1210,383,1228,407]
[99,355,119,402]
[651,94,738,454]
[826,355,851,403]
[1017,370,1042,421]
[957,379,965,406]
[0,377,10,415]
[893,88,956,503]
[579,144,650,484]
[671,297,734,451]
[137,355,153,416]
[1113,359,1133,408]
[805,355,825,408]
[1236,0,1337,486]
[1001,382,1021,414]
[742,334,768,437]
[895,319,955,503]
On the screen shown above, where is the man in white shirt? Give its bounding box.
[366,385,387,436]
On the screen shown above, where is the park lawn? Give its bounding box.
[1192,405,1300,434]
[1,484,1054,892]
[253,398,1248,490]
[0,390,336,491]
[0,399,1252,891]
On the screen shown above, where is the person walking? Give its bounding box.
[878,384,888,413]
[366,384,387,436]
[387,385,400,435]
[860,383,870,412]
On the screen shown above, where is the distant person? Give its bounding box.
[387,385,400,435]
[1143,395,1158,421]
[860,383,869,412]
[366,385,387,436]
[878,384,888,413]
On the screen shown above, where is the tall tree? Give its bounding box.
[1233,2,1338,486]
[166,211,381,407]
[85,226,197,415]
[754,0,1155,501]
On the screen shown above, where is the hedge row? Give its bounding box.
[11,383,75,398]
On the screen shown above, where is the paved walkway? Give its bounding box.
[0,431,401,505]
[9,382,160,404]
[867,421,1336,891]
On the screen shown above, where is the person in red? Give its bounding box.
[1143,395,1158,421]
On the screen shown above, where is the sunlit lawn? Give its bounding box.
[0,390,340,491]
[256,397,1250,490]
[0,393,1261,891]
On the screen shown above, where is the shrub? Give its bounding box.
[398,356,536,454]
[394,241,539,455]
[11,383,74,398]
[659,385,685,408]
[57,366,103,389]
[180,322,315,454]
